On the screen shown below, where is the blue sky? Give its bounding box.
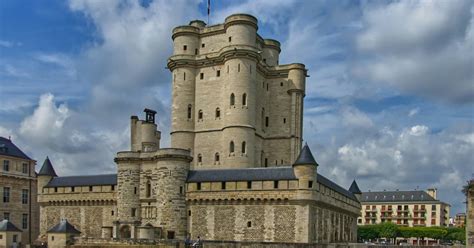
[0,0,473,215]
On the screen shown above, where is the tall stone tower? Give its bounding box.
[168,14,307,169]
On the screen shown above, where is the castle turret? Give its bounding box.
[37,156,57,194]
[131,109,161,152]
[348,180,362,201]
[293,144,318,189]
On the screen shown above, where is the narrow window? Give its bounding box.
[265,158,268,167]
[266,83,269,91]
[309,181,313,188]
[227,65,229,73]
[3,160,9,171]
[230,93,235,106]
[229,141,235,153]
[197,183,201,190]
[280,82,283,86]
[200,73,204,80]
[54,187,58,193]
[247,181,252,189]
[242,93,247,106]
[71,187,75,192]
[228,36,232,42]
[22,189,28,204]
[247,221,252,227]
[274,181,279,189]
[201,43,205,48]
[198,110,203,120]
[261,108,265,129]
[275,160,278,165]
[111,210,114,216]
[134,187,137,194]
[263,58,267,63]
[241,141,246,153]
[188,210,192,216]
[283,118,286,123]
[281,159,283,164]
[111,185,115,191]
[131,208,136,217]
[195,48,198,55]
[146,182,151,197]
[265,117,269,127]
[183,45,187,51]
[179,186,183,194]
[89,186,93,192]
[216,70,220,77]
[198,154,202,163]
[221,182,226,190]
[187,104,192,119]
[215,108,220,118]
[215,153,220,162]
[183,72,186,80]
[250,65,252,74]
[3,187,9,203]
[22,214,28,229]
[22,163,28,174]
[51,236,54,241]
[238,63,240,72]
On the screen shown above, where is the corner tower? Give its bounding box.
[37,156,57,194]
[168,14,307,169]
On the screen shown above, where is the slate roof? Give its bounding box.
[294,144,318,166]
[0,220,22,232]
[0,137,32,160]
[46,174,117,187]
[360,190,440,203]
[47,219,81,234]
[38,157,58,177]
[349,180,362,194]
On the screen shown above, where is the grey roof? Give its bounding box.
[360,190,439,203]
[349,180,362,194]
[187,167,297,182]
[0,220,22,232]
[38,157,58,177]
[293,144,318,166]
[46,174,117,187]
[47,220,81,234]
[0,137,32,160]
[317,174,358,201]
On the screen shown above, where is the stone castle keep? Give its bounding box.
[37,14,361,244]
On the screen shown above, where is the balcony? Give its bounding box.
[413,209,426,213]
[412,216,426,220]
[381,209,393,213]
[365,216,377,219]
[395,215,412,219]
[397,209,409,213]
[381,215,393,219]
[365,209,377,213]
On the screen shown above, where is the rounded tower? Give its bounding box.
[293,143,318,189]
[287,63,306,161]
[224,14,258,47]
[262,39,281,66]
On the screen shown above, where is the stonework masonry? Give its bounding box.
[36,14,362,245]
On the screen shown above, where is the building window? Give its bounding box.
[280,82,283,86]
[308,181,313,188]
[111,185,115,191]
[131,208,136,217]
[197,183,201,191]
[229,141,235,153]
[216,70,220,77]
[247,181,252,189]
[215,108,220,118]
[230,93,235,106]
[263,58,267,63]
[242,93,247,106]
[197,154,202,163]
[22,214,28,229]
[167,231,175,239]
[89,186,93,192]
[266,83,269,91]
[134,187,137,194]
[22,163,28,174]
[3,187,10,203]
[274,181,279,189]
[22,189,28,204]
[111,210,114,216]
[221,182,226,190]
[187,104,192,119]
[215,153,220,162]
[241,141,246,153]
[51,236,54,241]
[3,160,9,171]
[264,158,268,167]
[54,187,58,192]
[180,186,183,194]
[201,43,205,48]
[265,117,269,127]
[247,221,252,227]
[3,212,9,220]
[228,36,232,42]
[183,72,186,80]
[188,210,191,216]
[183,45,187,51]
[71,187,75,192]
[194,48,198,55]
[198,110,203,120]
[238,63,240,72]
[146,182,151,197]
[227,65,229,73]
[283,118,286,124]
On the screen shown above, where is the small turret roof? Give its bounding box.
[0,220,21,232]
[47,219,81,234]
[38,157,57,177]
[349,180,362,194]
[293,143,318,166]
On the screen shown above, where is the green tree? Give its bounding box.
[378,222,398,243]
[358,225,379,241]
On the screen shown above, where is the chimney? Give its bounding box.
[426,188,437,199]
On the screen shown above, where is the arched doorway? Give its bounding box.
[120,225,131,239]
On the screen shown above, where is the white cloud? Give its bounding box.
[341,106,373,128]
[406,125,429,136]
[408,108,419,117]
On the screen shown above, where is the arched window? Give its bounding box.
[198,110,203,120]
[230,93,235,106]
[242,93,247,106]
[146,181,151,198]
[229,141,234,153]
[197,154,202,163]
[187,104,192,119]
[215,108,220,118]
[241,141,246,154]
[215,153,220,162]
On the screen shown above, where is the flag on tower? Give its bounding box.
[207,0,211,24]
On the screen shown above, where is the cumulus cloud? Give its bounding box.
[355,0,474,104]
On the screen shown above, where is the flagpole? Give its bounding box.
[207,0,210,25]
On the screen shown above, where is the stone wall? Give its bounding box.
[467,180,474,248]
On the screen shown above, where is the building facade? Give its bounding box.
[357,188,450,227]
[467,179,474,248]
[0,137,39,245]
[37,14,361,244]
[454,213,466,228]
